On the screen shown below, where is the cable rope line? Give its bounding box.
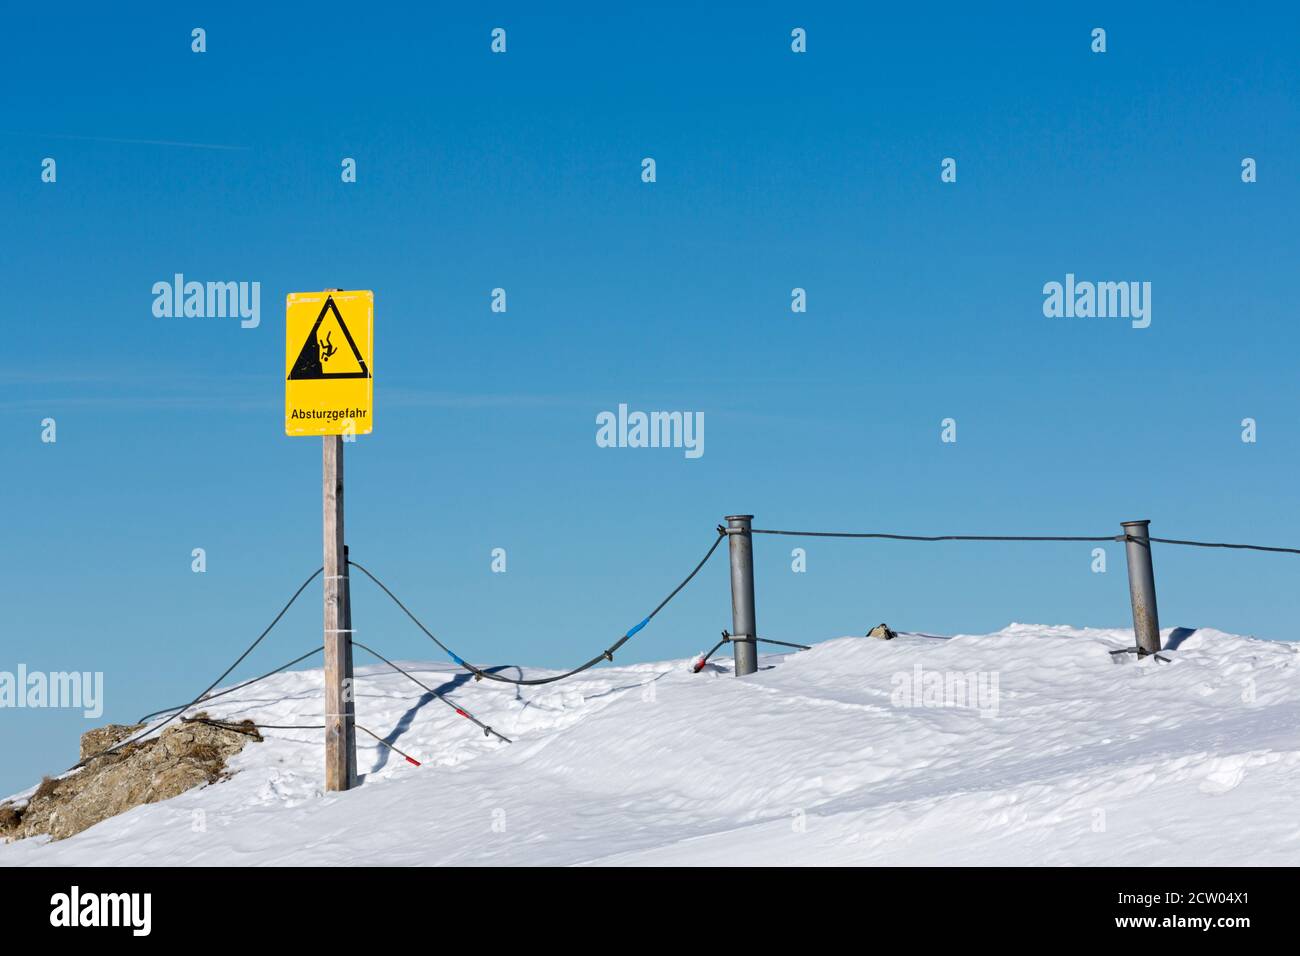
[188,715,423,765]
[185,716,422,766]
[694,635,728,672]
[693,631,810,672]
[65,566,324,773]
[351,639,512,744]
[356,724,423,766]
[1143,536,1300,556]
[347,527,727,687]
[137,645,325,723]
[751,527,1300,555]
[751,529,1121,543]
[722,633,812,650]
[184,716,326,733]
[745,635,811,650]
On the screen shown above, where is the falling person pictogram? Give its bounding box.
[287,296,370,380]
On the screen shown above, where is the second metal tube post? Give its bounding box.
[726,514,759,676]
[1121,519,1162,657]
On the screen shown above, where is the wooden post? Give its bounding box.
[323,436,357,790]
[342,543,356,778]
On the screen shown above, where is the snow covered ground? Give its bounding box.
[2,624,1298,866]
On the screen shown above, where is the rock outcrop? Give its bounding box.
[0,715,260,842]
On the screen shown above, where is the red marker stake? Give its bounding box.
[356,724,422,768]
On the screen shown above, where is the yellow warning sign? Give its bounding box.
[285,290,373,436]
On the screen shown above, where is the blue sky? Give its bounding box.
[2,2,1298,796]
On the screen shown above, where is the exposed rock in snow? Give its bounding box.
[1,716,259,842]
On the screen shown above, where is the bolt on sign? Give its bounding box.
[284,290,373,436]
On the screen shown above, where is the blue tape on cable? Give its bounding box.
[624,617,650,638]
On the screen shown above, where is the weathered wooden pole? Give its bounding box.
[725,514,759,676]
[324,436,357,790]
[342,542,356,778]
[1121,519,1162,657]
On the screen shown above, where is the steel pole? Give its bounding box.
[726,514,759,676]
[1121,519,1162,656]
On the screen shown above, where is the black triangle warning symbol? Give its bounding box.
[287,297,371,381]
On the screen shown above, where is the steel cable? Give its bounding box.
[750,527,1300,554]
[348,529,726,687]
[351,640,512,744]
[751,529,1121,542]
[137,645,325,723]
[66,567,324,772]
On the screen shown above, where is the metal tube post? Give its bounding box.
[726,514,759,676]
[1121,519,1162,656]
